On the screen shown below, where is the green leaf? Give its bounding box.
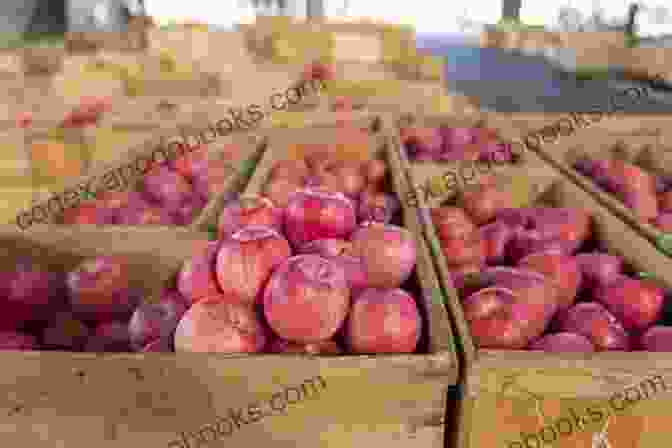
[237,155,259,180]
[432,290,446,306]
[656,234,672,257]
[428,235,443,263]
[81,189,96,201]
[636,271,654,280]
[207,225,218,241]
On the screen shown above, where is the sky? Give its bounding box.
[144,0,669,35]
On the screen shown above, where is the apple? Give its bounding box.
[555,302,630,351]
[518,251,581,311]
[595,277,665,331]
[440,230,486,267]
[462,286,556,349]
[460,185,514,225]
[432,206,476,241]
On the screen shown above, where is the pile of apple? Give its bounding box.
[173,186,422,354]
[400,124,513,164]
[19,95,240,226]
[169,144,423,355]
[17,96,111,130]
[432,181,672,352]
[166,128,427,355]
[574,155,672,232]
[0,156,425,355]
[60,145,239,225]
[0,255,155,351]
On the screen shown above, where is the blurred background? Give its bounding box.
[4,0,670,112]
[0,0,670,223]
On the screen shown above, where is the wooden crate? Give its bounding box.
[321,79,449,115]
[15,117,266,231]
[193,113,459,448]
[440,113,672,257]
[624,48,672,83]
[331,29,382,64]
[392,113,672,448]
[124,71,224,98]
[20,47,65,76]
[0,76,25,124]
[508,116,672,257]
[2,115,458,448]
[65,25,148,53]
[0,126,34,223]
[82,96,220,168]
[0,126,28,180]
[0,49,23,78]
[0,225,217,448]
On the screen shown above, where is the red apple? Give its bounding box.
[462,286,556,349]
[60,201,115,225]
[623,189,659,220]
[432,206,477,241]
[659,191,672,213]
[85,321,132,352]
[331,96,354,112]
[595,277,665,331]
[610,160,656,194]
[653,213,672,232]
[481,267,561,310]
[479,221,515,265]
[177,241,220,304]
[639,326,672,351]
[269,159,311,183]
[16,111,33,129]
[518,251,581,311]
[460,186,514,225]
[174,300,268,353]
[303,61,334,81]
[440,231,486,267]
[67,256,139,322]
[172,148,207,180]
[528,207,592,252]
[555,302,630,351]
[529,332,595,352]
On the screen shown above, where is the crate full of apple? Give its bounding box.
[513,124,672,258]
[178,115,456,357]
[0,117,457,448]
[395,115,672,448]
[572,146,672,251]
[21,96,264,227]
[58,143,251,227]
[398,116,513,165]
[434,202,672,352]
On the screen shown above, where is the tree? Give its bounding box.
[501,0,521,21]
[26,0,66,34]
[307,0,324,18]
[557,5,584,31]
[625,2,641,36]
[251,0,287,14]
